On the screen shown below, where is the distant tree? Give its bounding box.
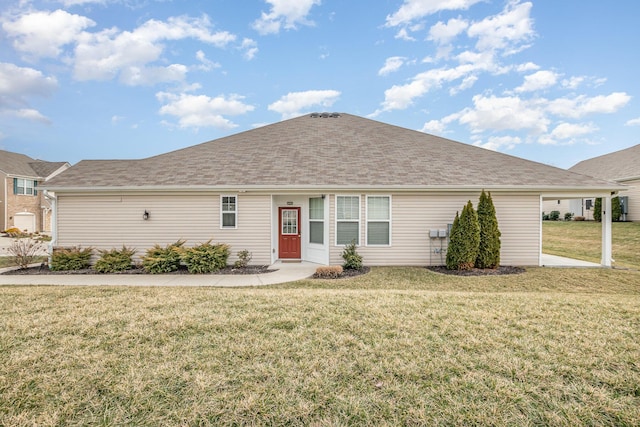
[594,197,621,222]
[446,201,480,270]
[475,190,501,269]
[612,196,621,222]
[594,198,602,222]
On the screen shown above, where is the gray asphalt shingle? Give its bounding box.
[45,114,621,191]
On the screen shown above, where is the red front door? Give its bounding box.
[279,207,301,259]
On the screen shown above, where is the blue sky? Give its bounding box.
[1,0,639,169]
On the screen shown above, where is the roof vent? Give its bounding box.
[310,112,341,118]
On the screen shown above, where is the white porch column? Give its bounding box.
[601,195,612,267]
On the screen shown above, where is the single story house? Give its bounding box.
[44,113,623,267]
[568,144,640,221]
[0,149,70,233]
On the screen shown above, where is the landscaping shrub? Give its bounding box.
[341,240,363,270]
[142,240,185,274]
[314,265,343,279]
[94,246,136,273]
[181,241,230,274]
[5,237,45,269]
[233,249,252,268]
[594,197,621,222]
[475,190,501,269]
[446,201,480,270]
[549,210,560,221]
[2,227,23,237]
[51,247,93,271]
[564,212,574,221]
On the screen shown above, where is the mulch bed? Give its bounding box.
[2,265,275,275]
[427,266,526,276]
[312,267,370,279]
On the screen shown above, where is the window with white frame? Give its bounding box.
[336,195,360,245]
[367,196,391,245]
[14,178,36,196]
[221,195,237,228]
[309,197,324,244]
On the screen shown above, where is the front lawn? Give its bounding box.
[2,267,639,426]
[543,221,640,268]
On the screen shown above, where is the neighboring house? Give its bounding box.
[0,150,70,233]
[568,144,640,222]
[44,113,623,267]
[542,198,593,220]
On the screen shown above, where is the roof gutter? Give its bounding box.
[42,183,627,194]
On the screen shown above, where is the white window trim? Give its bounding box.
[308,197,324,246]
[16,178,36,196]
[366,195,392,247]
[335,194,361,246]
[220,194,237,229]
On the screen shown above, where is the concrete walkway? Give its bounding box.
[0,261,319,287]
[540,253,601,268]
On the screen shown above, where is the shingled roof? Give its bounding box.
[45,113,622,192]
[0,149,68,179]
[569,144,640,182]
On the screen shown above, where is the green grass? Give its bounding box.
[2,267,640,426]
[543,221,640,269]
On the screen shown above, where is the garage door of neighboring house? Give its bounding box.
[14,212,36,233]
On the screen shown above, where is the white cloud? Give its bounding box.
[73,15,235,84]
[386,0,483,27]
[472,135,521,151]
[516,62,539,72]
[156,92,255,129]
[421,119,447,134]
[268,90,341,119]
[240,38,258,60]
[0,62,58,99]
[194,50,220,71]
[562,76,585,90]
[549,122,598,140]
[379,56,406,76]
[428,18,468,45]
[458,94,550,134]
[0,62,57,123]
[515,70,559,92]
[467,1,534,54]
[252,0,321,35]
[626,117,640,126]
[2,9,95,58]
[547,92,631,118]
[394,28,416,41]
[10,108,52,124]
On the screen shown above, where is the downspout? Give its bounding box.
[43,190,57,264]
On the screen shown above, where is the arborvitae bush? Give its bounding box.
[181,241,230,274]
[142,240,185,274]
[94,246,136,273]
[594,197,621,222]
[342,240,363,270]
[446,201,480,270]
[476,190,501,269]
[51,247,93,271]
[612,196,621,222]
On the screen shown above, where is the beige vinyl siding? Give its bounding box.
[329,192,540,266]
[620,179,640,221]
[56,193,271,264]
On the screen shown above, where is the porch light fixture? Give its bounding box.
[143,210,150,220]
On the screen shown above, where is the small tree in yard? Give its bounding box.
[6,238,44,269]
[446,201,480,270]
[475,190,501,269]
